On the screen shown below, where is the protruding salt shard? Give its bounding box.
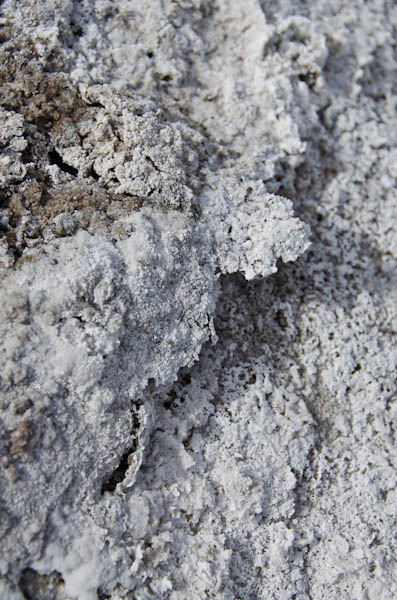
[200,173,310,279]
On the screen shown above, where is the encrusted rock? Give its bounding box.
[0,1,395,599]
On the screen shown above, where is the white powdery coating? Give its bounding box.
[0,211,218,597]
[0,0,396,599]
[0,1,310,598]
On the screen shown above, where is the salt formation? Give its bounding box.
[0,1,396,599]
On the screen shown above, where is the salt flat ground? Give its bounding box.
[0,1,396,599]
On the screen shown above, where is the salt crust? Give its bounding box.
[0,0,396,599]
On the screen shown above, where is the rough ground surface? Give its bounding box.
[0,1,396,599]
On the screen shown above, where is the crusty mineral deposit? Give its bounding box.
[0,1,396,599]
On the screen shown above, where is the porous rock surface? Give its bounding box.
[0,1,396,599]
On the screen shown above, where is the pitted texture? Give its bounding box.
[0,0,396,599]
